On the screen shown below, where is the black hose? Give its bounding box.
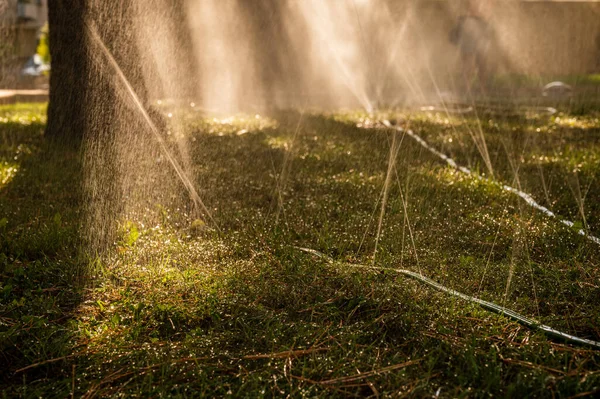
[294,246,600,350]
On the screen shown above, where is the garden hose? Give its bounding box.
[294,246,600,350]
[418,103,557,116]
[380,120,600,246]
[419,104,473,114]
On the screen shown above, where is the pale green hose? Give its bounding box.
[294,246,600,350]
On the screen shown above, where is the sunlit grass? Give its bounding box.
[169,110,279,137]
[0,161,18,187]
[552,115,600,130]
[1,103,600,397]
[0,103,47,125]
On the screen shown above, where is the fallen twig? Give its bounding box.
[243,347,329,360]
[15,354,79,373]
[293,359,421,386]
[567,388,600,399]
[500,357,565,375]
[319,360,421,385]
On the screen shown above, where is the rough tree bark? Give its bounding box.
[46,0,148,142]
[46,0,151,249]
[46,0,89,141]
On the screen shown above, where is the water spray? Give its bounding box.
[373,128,404,264]
[380,120,600,246]
[85,20,217,229]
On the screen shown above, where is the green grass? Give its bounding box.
[1,103,599,397]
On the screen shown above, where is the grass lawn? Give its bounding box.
[1,102,599,397]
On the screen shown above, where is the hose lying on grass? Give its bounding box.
[294,246,600,350]
[418,103,557,116]
[380,120,600,246]
[419,105,473,114]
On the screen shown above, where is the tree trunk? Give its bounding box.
[46,0,149,141]
[46,0,88,142]
[46,0,152,249]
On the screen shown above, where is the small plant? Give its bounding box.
[119,220,140,247]
[36,23,51,66]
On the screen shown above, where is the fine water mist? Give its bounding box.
[78,0,600,253]
[3,1,600,392]
[127,0,600,110]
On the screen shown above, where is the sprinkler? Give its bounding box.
[542,81,573,99]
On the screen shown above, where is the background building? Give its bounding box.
[15,0,48,59]
[0,0,48,87]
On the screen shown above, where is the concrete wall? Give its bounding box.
[494,1,600,75]
[0,0,48,87]
[404,0,600,77]
[15,0,48,58]
[358,0,600,100]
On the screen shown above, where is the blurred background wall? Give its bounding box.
[1,0,599,97]
[1,0,48,88]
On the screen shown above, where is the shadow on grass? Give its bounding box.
[0,119,85,394]
[1,109,599,397]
